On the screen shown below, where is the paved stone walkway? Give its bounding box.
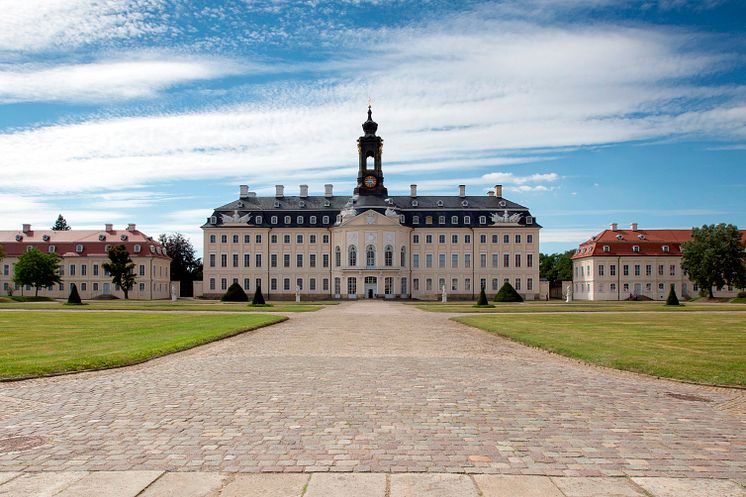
[0,301,744,485]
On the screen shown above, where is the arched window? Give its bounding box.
[366,244,376,267]
[335,246,341,267]
[384,245,393,267]
[348,245,357,267]
[400,246,406,267]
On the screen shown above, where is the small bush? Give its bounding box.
[67,283,82,305]
[665,284,680,306]
[8,295,55,302]
[737,291,746,299]
[476,286,489,306]
[252,284,266,305]
[222,282,248,302]
[495,282,523,303]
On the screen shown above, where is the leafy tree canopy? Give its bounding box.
[51,214,71,231]
[158,233,201,282]
[539,250,574,282]
[681,224,745,298]
[13,248,61,296]
[102,245,136,299]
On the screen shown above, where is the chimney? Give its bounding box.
[324,184,333,198]
[410,184,417,198]
[494,184,503,197]
[630,222,638,231]
[127,223,136,232]
[275,185,284,198]
[610,223,618,231]
[105,223,114,232]
[239,185,249,198]
[299,184,309,198]
[22,223,31,233]
[487,190,495,197]
[458,184,466,197]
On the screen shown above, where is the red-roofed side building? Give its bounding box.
[0,224,172,300]
[571,223,746,301]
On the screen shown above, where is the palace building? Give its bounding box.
[201,107,541,300]
[571,223,746,300]
[0,224,171,300]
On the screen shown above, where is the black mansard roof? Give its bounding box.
[203,194,541,229]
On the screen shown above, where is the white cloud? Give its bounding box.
[0,194,127,230]
[0,58,245,103]
[0,0,167,53]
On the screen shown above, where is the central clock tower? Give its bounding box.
[355,106,388,196]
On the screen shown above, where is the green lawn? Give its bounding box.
[455,313,746,386]
[0,299,333,313]
[413,300,746,313]
[0,312,286,380]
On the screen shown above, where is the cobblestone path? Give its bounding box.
[0,301,744,478]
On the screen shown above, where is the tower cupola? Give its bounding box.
[355,105,387,196]
[362,105,378,136]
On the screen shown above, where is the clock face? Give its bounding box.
[364,175,378,188]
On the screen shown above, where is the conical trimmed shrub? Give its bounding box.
[476,285,489,306]
[665,284,680,306]
[252,284,266,305]
[67,283,82,304]
[495,281,523,302]
[221,282,248,302]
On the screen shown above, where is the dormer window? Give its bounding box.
[525,216,533,225]
[436,200,444,207]
[324,200,331,207]
[603,245,610,252]
[283,215,291,224]
[638,234,646,240]
[271,216,278,224]
[616,234,623,240]
[438,215,445,224]
[255,215,263,224]
[296,216,303,224]
[451,216,458,224]
[209,216,217,225]
[322,216,329,224]
[48,245,56,253]
[26,246,34,252]
[237,201,244,208]
[299,200,305,208]
[42,234,50,241]
[411,200,418,207]
[149,245,155,253]
[105,244,111,252]
[399,215,406,223]
[632,245,640,253]
[274,200,280,208]
[662,245,669,253]
[120,234,128,241]
[461,200,468,207]
[75,244,84,253]
[498,200,507,207]
[479,215,486,224]
[15,234,22,241]
[412,216,420,224]
[464,216,471,224]
[134,244,141,253]
[310,216,317,224]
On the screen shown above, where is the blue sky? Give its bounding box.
[1,0,744,257]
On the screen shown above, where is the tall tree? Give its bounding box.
[158,233,202,296]
[51,214,71,231]
[103,244,136,299]
[681,224,746,298]
[13,248,61,296]
[540,250,574,282]
[0,244,5,262]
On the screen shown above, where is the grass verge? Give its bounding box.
[455,312,746,386]
[0,311,286,380]
[0,300,328,312]
[413,300,746,313]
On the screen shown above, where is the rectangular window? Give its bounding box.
[256,253,262,268]
[658,264,664,276]
[271,278,277,291]
[598,265,604,276]
[309,253,316,268]
[451,253,458,268]
[515,254,521,268]
[492,234,498,243]
[465,234,471,243]
[426,253,433,268]
[492,253,499,268]
[385,277,394,295]
[296,254,303,268]
[81,264,87,276]
[492,278,498,291]
[451,234,458,244]
[323,278,329,291]
[221,254,227,267]
[334,277,341,295]
[221,234,227,243]
[515,234,521,243]
[310,278,316,291]
[527,278,533,291]
[503,253,510,268]
[3,264,8,276]
[465,278,471,291]
[69,264,76,276]
[233,254,239,267]
[310,234,316,244]
[514,278,521,290]
[347,277,357,295]
[670,265,676,276]
[221,278,227,290]
[322,234,329,244]
[297,234,303,244]
[139,264,145,276]
[480,234,486,244]
[634,264,640,276]
[426,234,433,244]
[284,254,291,268]
[232,234,239,243]
[413,254,420,268]
[284,278,291,291]
[527,234,533,243]
[296,278,303,291]
[245,235,251,243]
[438,253,446,268]
[322,254,329,268]
[464,253,471,268]
[93,264,99,276]
[480,253,487,268]
[284,234,291,244]
[623,265,629,276]
[646,264,652,276]
[271,253,278,268]
[503,234,509,243]
[244,278,250,290]
[480,278,486,290]
[413,234,420,244]
[413,278,419,291]
[244,254,251,267]
[426,278,433,291]
[271,234,277,244]
[439,234,446,244]
[451,278,458,291]
[527,253,533,268]
[610,283,616,292]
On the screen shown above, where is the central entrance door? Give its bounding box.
[364,276,377,299]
